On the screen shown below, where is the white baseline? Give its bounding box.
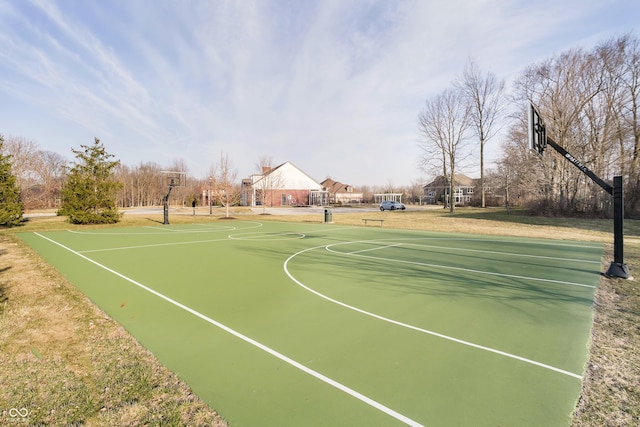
[33,232,424,427]
[284,244,584,380]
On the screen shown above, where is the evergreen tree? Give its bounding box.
[0,135,24,227]
[59,138,122,224]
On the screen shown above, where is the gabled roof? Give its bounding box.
[321,178,354,194]
[424,173,477,188]
[252,161,322,190]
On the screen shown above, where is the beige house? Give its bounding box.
[320,178,363,204]
[423,173,477,205]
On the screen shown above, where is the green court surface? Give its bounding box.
[19,221,603,426]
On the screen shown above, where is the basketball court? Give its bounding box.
[19,220,603,426]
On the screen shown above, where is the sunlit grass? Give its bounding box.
[0,232,227,426]
[1,206,638,426]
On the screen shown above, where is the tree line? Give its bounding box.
[0,132,426,216]
[0,135,226,211]
[2,32,639,223]
[419,32,640,218]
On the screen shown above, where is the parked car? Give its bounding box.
[380,201,406,211]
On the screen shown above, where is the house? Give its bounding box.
[241,161,328,207]
[423,173,477,205]
[320,178,363,204]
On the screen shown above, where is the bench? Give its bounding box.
[362,218,384,227]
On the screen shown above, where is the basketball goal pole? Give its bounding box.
[163,179,175,225]
[544,136,629,279]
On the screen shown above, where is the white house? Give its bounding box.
[241,162,328,206]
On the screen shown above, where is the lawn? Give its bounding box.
[3,209,638,425]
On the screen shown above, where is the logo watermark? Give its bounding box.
[4,407,29,423]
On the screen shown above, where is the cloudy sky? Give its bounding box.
[1,0,638,186]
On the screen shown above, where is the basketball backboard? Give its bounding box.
[528,103,547,157]
[161,171,186,188]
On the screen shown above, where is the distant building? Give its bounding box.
[241,161,328,206]
[373,193,403,204]
[320,178,363,204]
[423,174,477,205]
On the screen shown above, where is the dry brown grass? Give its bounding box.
[572,243,640,426]
[0,231,228,426]
[1,207,638,426]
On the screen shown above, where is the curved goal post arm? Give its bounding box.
[528,103,629,279]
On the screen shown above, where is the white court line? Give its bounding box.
[284,244,584,380]
[143,224,239,232]
[228,232,306,241]
[33,232,424,427]
[144,226,234,232]
[68,221,264,235]
[348,243,403,255]
[79,237,233,253]
[398,241,602,264]
[78,225,359,253]
[81,232,309,253]
[144,226,183,232]
[325,243,596,290]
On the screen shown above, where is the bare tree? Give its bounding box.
[211,152,239,218]
[418,88,472,212]
[407,179,425,204]
[508,35,640,216]
[597,33,640,216]
[1,136,67,209]
[124,162,163,206]
[1,135,39,188]
[456,59,505,208]
[489,118,541,211]
[35,150,67,208]
[254,155,282,212]
[512,48,601,213]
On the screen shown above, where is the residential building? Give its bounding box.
[320,178,363,204]
[423,173,477,205]
[241,162,328,207]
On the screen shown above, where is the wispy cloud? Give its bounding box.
[1,0,638,185]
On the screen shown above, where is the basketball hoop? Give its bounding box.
[528,104,546,157]
[526,103,629,279]
[161,171,186,225]
[161,171,186,188]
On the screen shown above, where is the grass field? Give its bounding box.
[0,206,640,426]
[13,215,605,426]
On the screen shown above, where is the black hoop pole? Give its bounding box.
[163,182,174,225]
[544,138,628,278]
[529,103,629,278]
[605,176,630,278]
[546,137,612,195]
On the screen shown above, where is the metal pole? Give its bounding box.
[613,176,624,263]
[209,177,213,215]
[546,137,612,194]
[530,104,629,278]
[606,176,629,278]
[163,197,169,225]
[545,139,629,278]
[163,184,173,225]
